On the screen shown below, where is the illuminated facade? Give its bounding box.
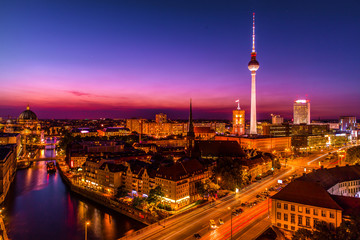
[339,116,356,132]
[248,13,260,135]
[155,113,167,124]
[232,100,245,136]
[293,99,310,124]
[271,165,360,233]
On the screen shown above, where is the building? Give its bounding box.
[0,133,21,157]
[271,165,360,234]
[262,124,291,137]
[0,144,17,203]
[82,157,209,210]
[155,158,209,209]
[248,13,260,135]
[271,114,284,125]
[155,113,167,124]
[232,100,245,136]
[293,100,310,124]
[194,127,215,140]
[97,127,131,137]
[339,116,356,132]
[215,135,291,153]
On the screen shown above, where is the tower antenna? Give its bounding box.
[252,12,255,53]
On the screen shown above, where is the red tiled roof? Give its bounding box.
[271,180,343,210]
[331,195,360,216]
[194,127,215,133]
[297,165,360,190]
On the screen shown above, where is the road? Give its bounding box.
[122,168,294,240]
[120,147,351,240]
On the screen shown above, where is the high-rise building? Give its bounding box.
[232,100,245,136]
[293,99,310,124]
[248,13,260,135]
[339,116,356,132]
[155,113,167,124]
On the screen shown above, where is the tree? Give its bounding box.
[196,180,220,199]
[147,186,164,204]
[292,215,360,240]
[345,145,360,165]
[115,185,128,198]
[215,157,245,191]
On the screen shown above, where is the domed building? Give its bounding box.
[17,105,41,135]
[18,105,38,123]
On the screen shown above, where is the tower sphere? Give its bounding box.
[248,59,259,71]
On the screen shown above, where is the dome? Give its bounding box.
[18,105,38,121]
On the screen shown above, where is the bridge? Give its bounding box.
[17,156,65,162]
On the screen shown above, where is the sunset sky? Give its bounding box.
[0,0,359,120]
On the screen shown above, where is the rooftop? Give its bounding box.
[271,180,343,210]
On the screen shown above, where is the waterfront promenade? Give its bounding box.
[57,160,156,226]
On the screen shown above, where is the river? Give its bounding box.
[2,139,145,240]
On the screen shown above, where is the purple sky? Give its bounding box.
[0,0,359,120]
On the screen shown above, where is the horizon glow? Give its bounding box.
[1,0,360,120]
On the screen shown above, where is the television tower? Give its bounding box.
[248,12,260,135]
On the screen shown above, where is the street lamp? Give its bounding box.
[85,221,90,240]
[217,177,221,185]
[228,207,234,239]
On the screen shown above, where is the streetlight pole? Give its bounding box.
[231,211,233,240]
[228,207,233,240]
[85,221,90,240]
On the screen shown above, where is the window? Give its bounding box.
[306,217,310,227]
[277,212,281,220]
[298,206,303,213]
[277,202,281,209]
[321,210,326,217]
[313,218,318,226]
[284,204,288,210]
[291,205,295,211]
[313,209,318,216]
[291,226,295,231]
[298,215,303,225]
[284,224,288,229]
[277,223,281,227]
[284,213,288,221]
[330,212,334,218]
[306,208,310,214]
[291,214,295,224]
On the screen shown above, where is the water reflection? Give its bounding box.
[2,143,145,240]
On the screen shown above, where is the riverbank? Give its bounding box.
[56,160,156,226]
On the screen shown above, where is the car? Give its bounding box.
[209,219,217,229]
[235,208,244,214]
[218,219,224,225]
[194,233,201,239]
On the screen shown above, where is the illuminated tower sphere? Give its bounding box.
[248,13,259,135]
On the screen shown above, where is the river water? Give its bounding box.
[2,140,145,240]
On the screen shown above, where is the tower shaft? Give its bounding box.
[250,72,257,134]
